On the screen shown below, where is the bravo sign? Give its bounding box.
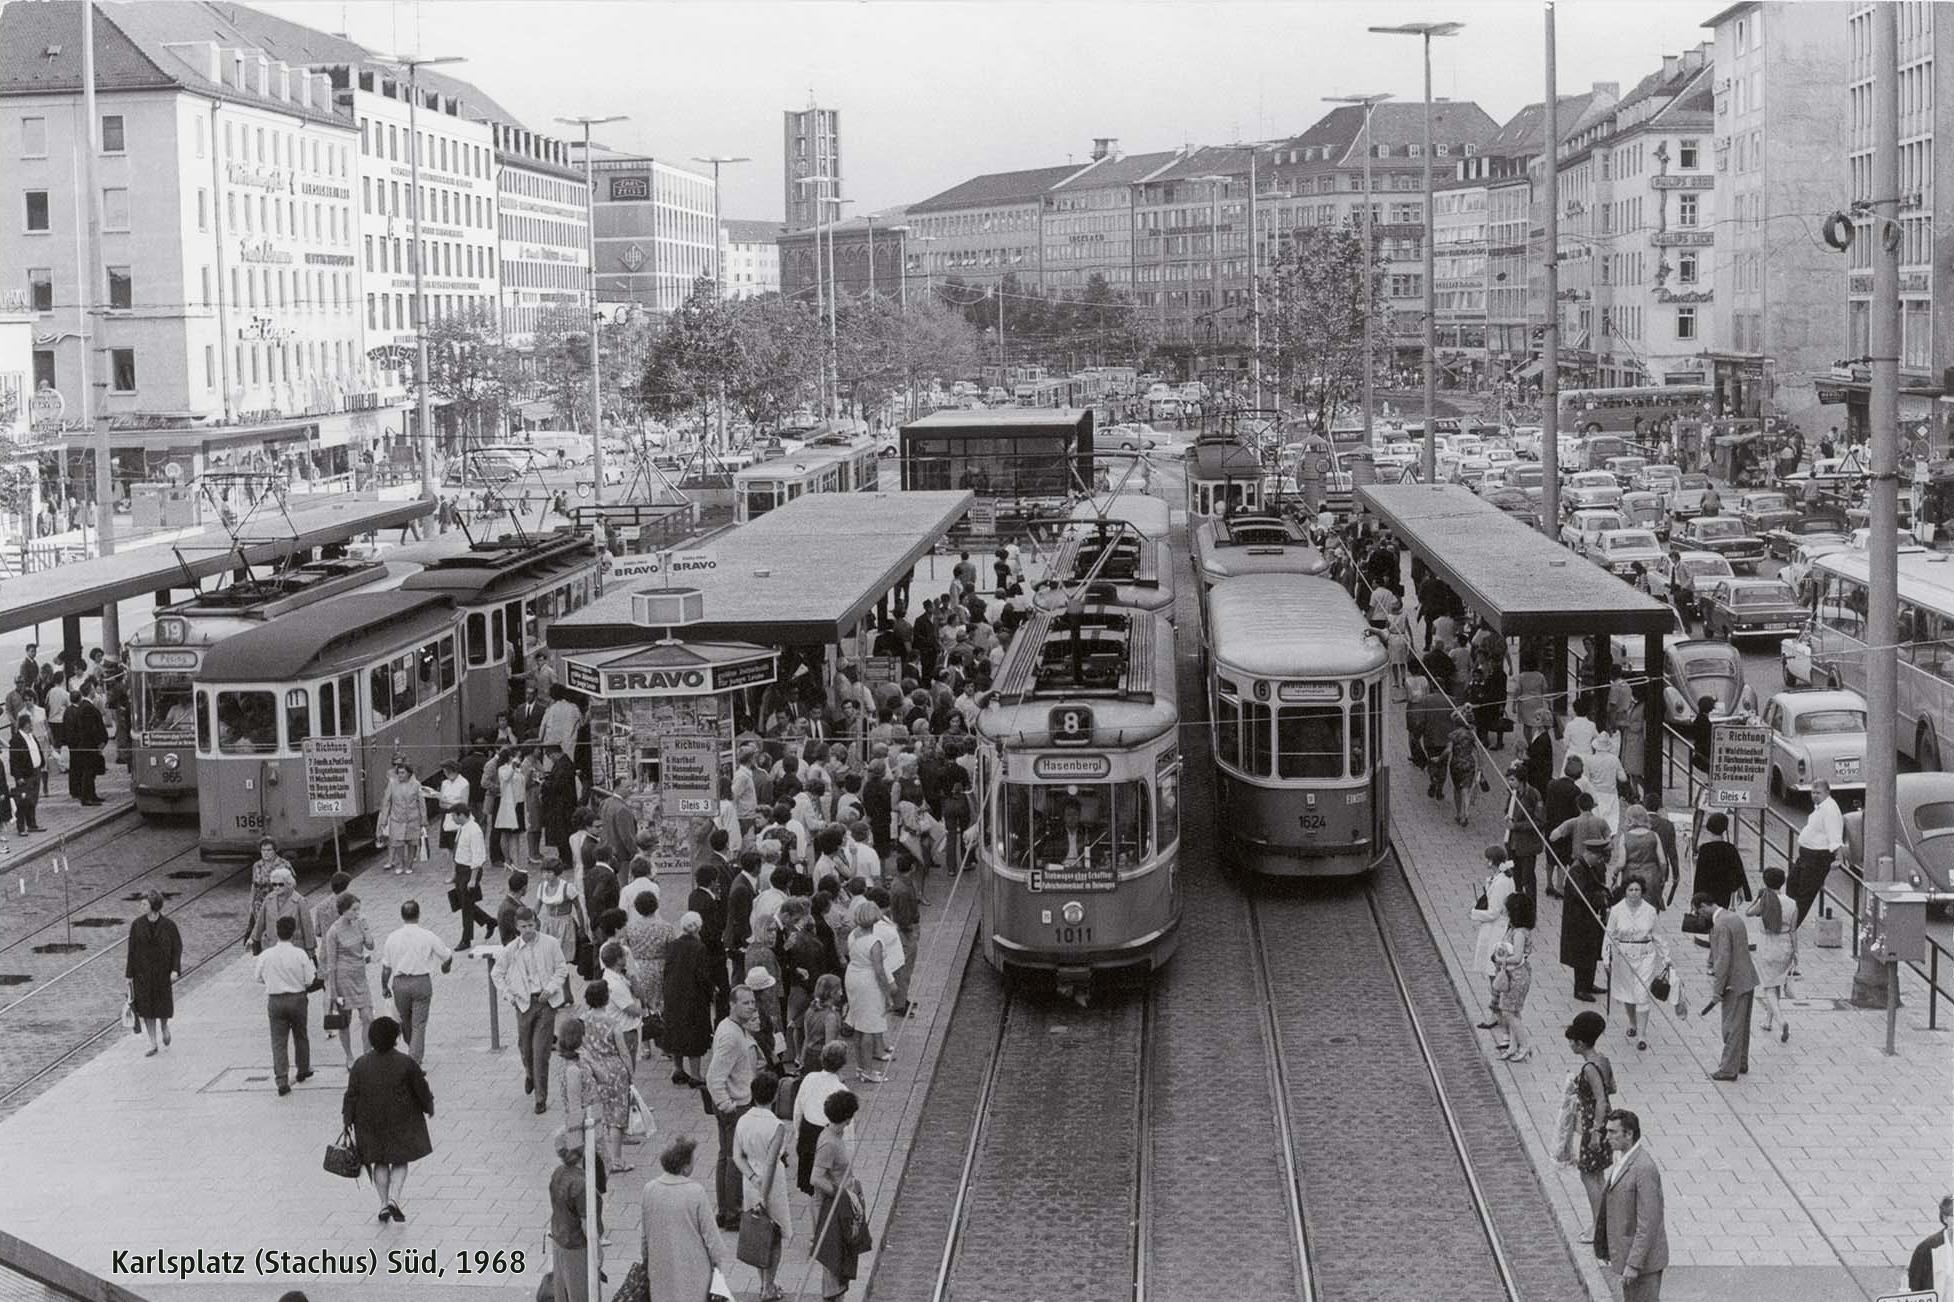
[603,549,716,582]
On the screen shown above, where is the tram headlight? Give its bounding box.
[1061,901,1085,926]
[161,752,180,771]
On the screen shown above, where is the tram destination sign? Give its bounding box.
[1708,722,1771,808]
[303,737,359,818]
[1028,863,1117,894]
[660,732,718,817]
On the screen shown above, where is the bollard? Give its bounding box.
[486,956,501,1051]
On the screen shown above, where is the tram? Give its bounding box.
[1191,513,1329,632]
[1186,431,1269,516]
[194,591,464,859]
[1204,574,1391,876]
[732,433,881,523]
[1047,516,1177,622]
[397,528,603,726]
[127,558,401,816]
[974,603,1181,993]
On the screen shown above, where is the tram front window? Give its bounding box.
[139,671,196,736]
[1276,706,1345,779]
[1001,780,1153,870]
[216,690,277,754]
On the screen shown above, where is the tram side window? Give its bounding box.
[524,598,540,649]
[319,680,337,737]
[1242,700,1273,776]
[338,674,358,736]
[437,635,457,691]
[466,612,489,667]
[285,688,312,748]
[490,608,506,661]
[370,661,394,723]
[1001,781,1154,869]
[1213,683,1241,768]
[417,642,439,696]
[1154,765,1180,849]
[195,688,211,753]
[216,690,277,754]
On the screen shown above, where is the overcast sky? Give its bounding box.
[257,0,1714,219]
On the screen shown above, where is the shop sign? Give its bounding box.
[564,658,602,695]
[238,239,294,265]
[1652,231,1713,247]
[1651,175,1714,190]
[227,162,288,192]
[710,656,775,692]
[660,732,718,817]
[610,175,651,201]
[29,387,65,433]
[300,181,350,200]
[1655,289,1714,304]
[304,252,356,267]
[303,737,359,818]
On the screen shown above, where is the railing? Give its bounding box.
[0,541,90,576]
[1659,724,1950,1029]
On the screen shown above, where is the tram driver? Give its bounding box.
[1035,798,1101,867]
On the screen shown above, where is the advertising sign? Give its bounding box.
[303,738,359,819]
[660,733,718,818]
[563,658,602,695]
[1708,723,1771,808]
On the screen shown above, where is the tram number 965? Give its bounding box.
[232,812,267,832]
[1054,925,1094,945]
[1299,812,1327,833]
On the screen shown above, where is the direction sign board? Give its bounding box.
[303,737,359,818]
[660,732,718,819]
[1873,1292,1935,1302]
[1708,722,1771,808]
[967,498,999,535]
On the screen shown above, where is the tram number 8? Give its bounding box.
[1048,705,1095,745]
[1054,925,1094,945]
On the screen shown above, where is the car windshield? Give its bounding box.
[1606,532,1657,551]
[1644,465,1680,479]
[1696,520,1744,539]
[1733,584,1796,606]
[1509,467,1542,485]
[1575,473,1615,487]
[1682,556,1733,577]
[1793,709,1866,736]
[1682,650,1740,676]
[1581,514,1623,532]
[1681,474,1713,489]
[1747,494,1790,512]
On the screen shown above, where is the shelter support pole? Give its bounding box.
[1641,632,1663,798]
[61,614,83,667]
[1547,636,1568,721]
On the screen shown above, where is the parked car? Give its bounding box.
[1697,576,1811,642]
[1779,536,1853,597]
[1764,506,1852,559]
[1764,688,1868,801]
[1843,773,1954,906]
[1670,515,1767,572]
[1096,425,1158,453]
[1563,470,1624,511]
[1779,632,1819,688]
[1505,462,1546,506]
[1561,507,1627,555]
[1589,528,1666,577]
[1456,457,1493,491]
[1667,470,1717,519]
[1569,608,1689,682]
[1662,638,1745,723]
[1736,490,1800,537]
[1483,487,1540,529]
[1451,434,1485,460]
[1603,455,1648,488]
[1668,549,1736,622]
[1484,445,1518,468]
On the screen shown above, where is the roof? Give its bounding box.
[1055,148,1185,190]
[1702,3,1760,31]
[902,408,1093,433]
[908,162,1087,214]
[398,530,597,600]
[1487,91,1606,156]
[0,496,433,638]
[722,219,786,245]
[0,1,351,128]
[1149,144,1255,185]
[548,490,973,650]
[198,590,455,681]
[1358,484,1675,636]
[1280,101,1500,164]
[1206,574,1388,679]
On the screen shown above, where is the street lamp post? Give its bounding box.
[559,114,628,508]
[377,53,467,504]
[1327,93,1394,444]
[691,155,751,298]
[1371,20,1462,482]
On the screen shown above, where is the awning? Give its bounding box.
[1513,360,1543,382]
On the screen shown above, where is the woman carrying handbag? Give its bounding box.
[733,1072,794,1301]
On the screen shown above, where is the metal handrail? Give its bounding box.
[1660,723,1950,1028]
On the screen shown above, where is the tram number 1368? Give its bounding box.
[1054,925,1094,945]
[233,812,268,831]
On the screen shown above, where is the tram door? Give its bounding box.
[1367,680,1390,864]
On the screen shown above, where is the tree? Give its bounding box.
[640,277,741,423]
[725,293,823,429]
[528,305,590,430]
[405,305,513,445]
[1256,222,1390,434]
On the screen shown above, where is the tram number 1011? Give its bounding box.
[1054,925,1094,945]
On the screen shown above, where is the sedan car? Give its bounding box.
[1563,470,1624,511]
[1618,490,1668,539]
[1736,490,1800,537]
[1668,550,1736,622]
[1764,507,1852,559]
[1506,462,1546,505]
[1779,632,1819,688]
[1482,487,1540,529]
[1662,638,1745,723]
[1631,463,1684,498]
[1561,507,1627,555]
[1589,528,1666,577]
[1671,515,1767,572]
[1764,689,1868,801]
[1484,445,1518,468]
[1603,455,1648,487]
[1698,576,1811,642]
[1779,536,1853,597]
[1667,471,1717,519]
[1843,773,1954,904]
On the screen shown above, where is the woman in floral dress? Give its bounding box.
[580,980,635,1174]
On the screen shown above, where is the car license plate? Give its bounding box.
[1835,758,1862,780]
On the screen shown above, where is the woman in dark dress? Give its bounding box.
[125,890,181,1055]
[1692,810,1752,906]
[540,752,580,865]
[343,1016,434,1225]
[1559,844,1609,1002]
[660,911,716,1087]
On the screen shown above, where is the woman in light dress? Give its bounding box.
[1748,866,1799,1044]
[1561,699,1599,773]
[535,854,590,967]
[319,893,375,1068]
[1492,892,1537,1062]
[1604,878,1672,1051]
[1385,607,1413,699]
[492,747,525,868]
[1584,729,1627,865]
[841,899,893,1085]
[733,1071,795,1301]
[1469,845,1517,1031]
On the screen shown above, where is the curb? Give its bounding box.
[0,798,136,879]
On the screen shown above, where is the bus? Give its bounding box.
[1557,385,1712,437]
[1807,545,1954,771]
[731,434,880,523]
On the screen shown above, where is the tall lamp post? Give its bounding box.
[691,155,751,298]
[558,114,628,507]
[377,53,466,502]
[1326,93,1393,443]
[1370,20,1462,482]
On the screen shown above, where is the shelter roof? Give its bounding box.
[902,408,1091,433]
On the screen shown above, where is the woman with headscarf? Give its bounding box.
[1748,866,1799,1043]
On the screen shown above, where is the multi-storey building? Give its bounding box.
[784,105,840,232]
[779,209,909,302]
[1548,47,1716,390]
[1432,174,1490,378]
[1700,3,1851,430]
[720,219,782,299]
[1039,140,1180,295]
[491,124,588,348]
[573,145,717,316]
[1,0,373,487]
[905,163,1086,291]
[1132,145,1258,366]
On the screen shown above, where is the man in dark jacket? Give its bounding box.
[1906,1195,1951,1296]
[1543,756,1587,899]
[66,683,108,805]
[720,852,760,986]
[1503,759,1546,899]
[9,713,43,834]
[1410,691,1453,800]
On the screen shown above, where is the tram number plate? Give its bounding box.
[1054,926,1094,945]
[1299,812,1327,833]
[233,812,267,832]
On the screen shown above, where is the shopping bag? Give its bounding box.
[626,1086,654,1138]
[708,1268,736,1302]
[324,1127,362,1180]
[121,999,138,1034]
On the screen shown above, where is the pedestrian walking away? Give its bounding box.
[1596,1109,1669,1300]
[1694,892,1759,1081]
[1748,868,1798,1045]
[642,1137,725,1302]
[546,1126,600,1302]
[343,1016,434,1225]
[254,915,316,1095]
[379,900,454,1062]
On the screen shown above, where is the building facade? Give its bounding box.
[576,147,717,315]
[493,124,588,348]
[720,219,782,299]
[904,164,1086,291]
[1039,141,1179,295]
[783,105,840,232]
[778,212,908,302]
[1432,174,1490,378]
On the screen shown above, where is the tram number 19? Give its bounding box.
[1054,925,1094,945]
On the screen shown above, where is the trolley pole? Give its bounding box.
[1326,94,1393,443]
[1854,1,1901,1009]
[1541,3,1562,534]
[79,0,118,652]
[560,114,628,514]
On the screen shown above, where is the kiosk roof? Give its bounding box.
[901,408,1091,433]
[1358,483,1675,637]
[550,490,972,650]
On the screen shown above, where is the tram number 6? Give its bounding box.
[1054,925,1093,945]
[1048,705,1095,745]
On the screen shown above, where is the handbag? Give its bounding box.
[840,1186,873,1253]
[323,1000,350,1032]
[121,998,138,1034]
[1679,911,1712,935]
[323,1126,362,1180]
[641,1009,665,1048]
[1649,967,1673,1002]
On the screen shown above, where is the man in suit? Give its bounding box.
[66,682,108,805]
[1543,756,1587,898]
[721,851,760,985]
[9,712,43,834]
[1694,892,1759,1080]
[511,684,546,743]
[1597,1108,1669,1300]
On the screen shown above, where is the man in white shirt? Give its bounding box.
[450,806,496,950]
[380,900,454,1061]
[538,687,582,759]
[791,1041,851,1195]
[845,820,881,885]
[254,915,316,1095]
[730,749,760,831]
[1791,779,1845,929]
[435,761,471,862]
[489,907,570,1113]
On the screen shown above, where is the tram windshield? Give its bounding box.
[138,671,197,735]
[215,690,278,754]
[1001,780,1153,869]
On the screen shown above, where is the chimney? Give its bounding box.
[1593,81,1618,100]
[1091,137,1120,162]
[1686,42,1710,71]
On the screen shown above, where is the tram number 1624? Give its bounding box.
[1299,812,1326,832]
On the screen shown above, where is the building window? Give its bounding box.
[27,267,51,312]
[102,187,129,231]
[101,114,125,153]
[1677,193,1699,228]
[197,188,208,232]
[1679,139,1700,170]
[24,190,49,231]
[204,345,215,390]
[21,116,47,157]
[32,349,54,391]
[110,348,136,392]
[107,265,131,309]
[1677,251,1697,284]
[1675,306,1697,340]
